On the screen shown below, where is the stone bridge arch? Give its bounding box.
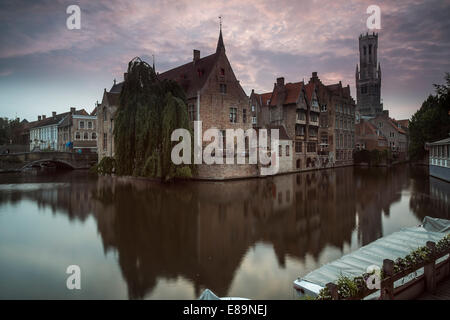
[21,158,76,170]
[0,152,97,172]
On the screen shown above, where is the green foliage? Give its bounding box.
[94,156,116,175]
[114,57,194,181]
[409,73,450,160]
[0,117,22,145]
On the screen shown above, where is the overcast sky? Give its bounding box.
[0,0,449,122]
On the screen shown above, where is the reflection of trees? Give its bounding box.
[2,165,445,299]
[90,170,358,299]
[0,171,97,222]
[409,166,450,220]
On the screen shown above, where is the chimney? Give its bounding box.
[312,72,318,78]
[276,77,285,87]
[38,115,41,121]
[70,107,75,114]
[42,115,46,120]
[193,49,200,62]
[124,73,128,81]
[52,111,56,118]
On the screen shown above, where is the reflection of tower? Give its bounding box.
[355,32,383,118]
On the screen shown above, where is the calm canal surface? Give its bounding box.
[0,165,449,299]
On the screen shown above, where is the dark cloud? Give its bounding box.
[0,0,449,121]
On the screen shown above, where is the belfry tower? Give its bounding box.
[355,32,383,118]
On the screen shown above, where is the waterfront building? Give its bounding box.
[253,72,355,171]
[428,136,450,182]
[97,84,120,161]
[317,76,356,167]
[249,90,271,128]
[369,111,408,160]
[58,107,98,153]
[29,113,63,151]
[355,32,383,118]
[355,119,388,151]
[99,27,258,179]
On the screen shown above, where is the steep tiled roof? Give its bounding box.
[110,82,123,93]
[260,92,272,106]
[158,52,219,99]
[267,125,291,140]
[29,110,88,129]
[304,82,315,102]
[396,119,409,129]
[357,120,387,141]
[270,82,303,106]
[388,118,406,134]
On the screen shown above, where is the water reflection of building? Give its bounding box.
[410,167,450,221]
[1,165,445,299]
[89,169,359,299]
[354,166,410,245]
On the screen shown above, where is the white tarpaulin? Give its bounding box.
[294,216,450,297]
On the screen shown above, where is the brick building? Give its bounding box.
[58,107,97,153]
[326,80,356,167]
[253,72,355,172]
[29,109,90,152]
[355,119,388,151]
[97,84,120,161]
[98,28,260,179]
[369,111,408,160]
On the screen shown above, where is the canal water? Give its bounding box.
[0,165,449,299]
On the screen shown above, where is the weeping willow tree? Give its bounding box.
[114,57,194,181]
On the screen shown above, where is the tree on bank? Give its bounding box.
[409,73,450,160]
[113,57,194,181]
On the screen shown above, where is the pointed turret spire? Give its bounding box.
[152,54,155,71]
[216,16,225,53]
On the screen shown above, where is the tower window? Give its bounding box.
[363,46,366,56]
[369,44,372,55]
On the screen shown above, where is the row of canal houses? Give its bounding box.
[24,29,419,179]
[95,29,356,179]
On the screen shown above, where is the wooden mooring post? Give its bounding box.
[381,259,394,300]
[424,241,437,294]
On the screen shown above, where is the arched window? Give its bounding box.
[91,132,97,140]
[363,46,366,55]
[75,132,80,140]
[84,132,89,140]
